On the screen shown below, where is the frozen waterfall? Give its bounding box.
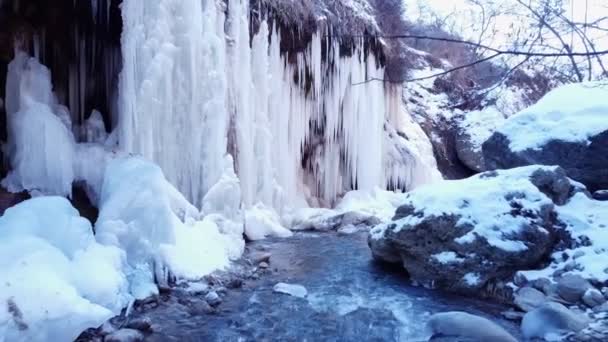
[117,0,440,211]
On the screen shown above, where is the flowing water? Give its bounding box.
[139,232,521,341]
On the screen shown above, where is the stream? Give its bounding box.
[133,231,521,341]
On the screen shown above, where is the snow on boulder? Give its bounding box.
[518,192,608,285]
[368,166,582,294]
[95,157,235,299]
[456,107,506,172]
[0,197,130,342]
[483,81,608,191]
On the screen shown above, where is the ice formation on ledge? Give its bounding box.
[118,0,440,211]
[2,52,75,197]
[95,157,240,299]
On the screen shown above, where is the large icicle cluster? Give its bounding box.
[118,0,228,208]
[118,0,440,211]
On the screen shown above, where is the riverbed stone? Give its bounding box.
[582,289,606,308]
[273,282,308,298]
[428,311,518,342]
[557,274,592,303]
[124,317,152,332]
[205,291,222,307]
[521,302,590,340]
[514,287,547,312]
[104,329,144,342]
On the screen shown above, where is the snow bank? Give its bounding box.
[285,187,408,231]
[520,192,608,283]
[95,157,237,298]
[2,53,75,197]
[376,166,557,252]
[335,187,408,221]
[245,204,293,241]
[458,107,507,154]
[497,82,608,152]
[0,197,130,342]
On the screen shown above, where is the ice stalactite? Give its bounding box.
[118,0,440,211]
[118,0,228,208]
[2,52,76,197]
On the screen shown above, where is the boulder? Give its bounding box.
[482,82,608,192]
[521,302,589,340]
[204,291,222,307]
[582,288,606,308]
[454,108,507,172]
[369,166,577,294]
[514,287,547,312]
[427,312,518,342]
[592,190,608,201]
[557,274,592,303]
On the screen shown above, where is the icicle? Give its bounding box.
[118,0,229,208]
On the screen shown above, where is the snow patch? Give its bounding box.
[497,82,608,152]
[273,283,308,298]
[431,252,465,264]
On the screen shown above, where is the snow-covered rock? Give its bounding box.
[454,84,530,172]
[369,166,581,294]
[0,197,131,342]
[519,192,608,285]
[273,283,308,298]
[104,328,144,342]
[427,311,517,342]
[484,81,608,191]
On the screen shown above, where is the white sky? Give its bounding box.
[406,0,608,49]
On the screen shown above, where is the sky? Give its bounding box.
[405,0,608,44]
[404,0,608,77]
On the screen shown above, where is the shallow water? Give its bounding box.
[142,232,521,341]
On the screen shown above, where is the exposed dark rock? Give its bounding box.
[592,190,608,201]
[124,317,152,333]
[0,187,29,215]
[483,130,608,192]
